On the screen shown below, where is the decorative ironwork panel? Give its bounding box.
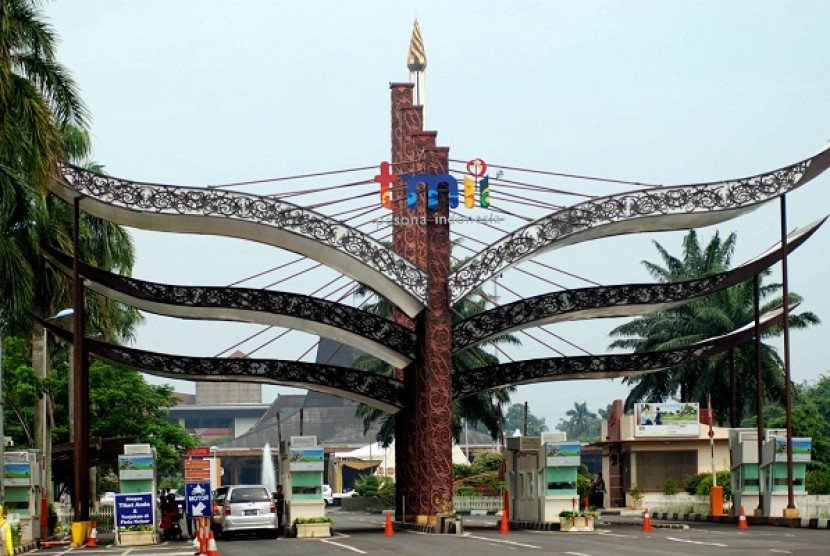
[449,148,830,304]
[453,305,789,399]
[452,216,825,352]
[53,163,428,315]
[44,246,415,365]
[41,318,403,412]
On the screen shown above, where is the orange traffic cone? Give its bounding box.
[499,510,510,534]
[86,523,98,548]
[737,506,749,529]
[206,531,219,556]
[384,512,394,536]
[192,534,200,554]
[641,507,652,532]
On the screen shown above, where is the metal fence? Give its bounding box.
[55,505,115,533]
[650,494,830,518]
[453,496,503,513]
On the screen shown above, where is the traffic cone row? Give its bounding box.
[641,507,652,531]
[86,523,98,548]
[384,511,394,536]
[738,506,749,529]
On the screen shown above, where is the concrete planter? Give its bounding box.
[560,516,595,532]
[119,530,156,546]
[296,523,332,538]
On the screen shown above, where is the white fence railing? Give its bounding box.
[453,496,503,513]
[55,505,115,532]
[650,494,830,519]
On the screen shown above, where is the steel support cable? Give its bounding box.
[447,165,588,200]
[450,228,571,291]
[266,179,374,200]
[447,158,660,188]
[206,157,424,190]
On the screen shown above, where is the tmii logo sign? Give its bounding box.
[374,158,491,210]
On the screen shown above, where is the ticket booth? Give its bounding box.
[729,429,763,515]
[759,431,810,517]
[2,451,41,542]
[279,436,325,524]
[115,444,157,546]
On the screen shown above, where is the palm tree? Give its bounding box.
[557,401,599,440]
[609,229,819,424]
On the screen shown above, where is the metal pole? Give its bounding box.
[754,275,764,515]
[729,348,737,428]
[779,196,795,512]
[42,327,53,503]
[72,197,90,522]
[708,393,716,487]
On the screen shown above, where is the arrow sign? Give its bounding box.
[186,482,212,518]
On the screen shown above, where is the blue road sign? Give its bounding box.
[115,493,154,527]
[186,482,213,518]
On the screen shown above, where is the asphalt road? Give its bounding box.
[65,511,830,555]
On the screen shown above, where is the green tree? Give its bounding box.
[503,403,548,436]
[0,0,87,331]
[609,230,819,425]
[556,401,600,441]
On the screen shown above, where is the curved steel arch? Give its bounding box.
[50,164,427,317]
[43,247,415,368]
[40,318,403,413]
[452,218,825,353]
[449,147,830,304]
[453,305,790,399]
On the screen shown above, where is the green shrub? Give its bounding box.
[470,452,503,474]
[664,477,678,495]
[686,471,731,500]
[806,469,830,494]
[290,516,333,538]
[11,523,22,548]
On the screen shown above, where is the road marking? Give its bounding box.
[667,536,727,547]
[595,530,637,538]
[319,538,367,553]
[564,552,593,556]
[769,550,792,554]
[464,534,542,549]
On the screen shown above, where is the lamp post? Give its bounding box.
[71,196,90,527]
[39,308,74,505]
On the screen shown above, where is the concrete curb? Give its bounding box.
[651,512,830,530]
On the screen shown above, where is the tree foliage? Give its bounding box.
[609,229,818,425]
[555,401,601,442]
[504,403,548,436]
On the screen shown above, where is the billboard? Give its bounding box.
[545,442,581,467]
[774,437,812,463]
[3,462,31,486]
[289,448,324,471]
[634,402,700,437]
[118,454,154,480]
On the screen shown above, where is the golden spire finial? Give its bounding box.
[407,19,426,71]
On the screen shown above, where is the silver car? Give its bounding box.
[212,485,277,539]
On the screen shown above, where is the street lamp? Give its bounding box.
[39,308,75,505]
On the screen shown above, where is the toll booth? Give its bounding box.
[729,429,763,514]
[2,451,41,542]
[759,431,811,516]
[279,436,325,525]
[505,432,581,523]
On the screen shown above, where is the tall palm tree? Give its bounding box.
[609,229,819,424]
[557,401,598,440]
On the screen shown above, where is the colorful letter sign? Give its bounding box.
[374,158,491,210]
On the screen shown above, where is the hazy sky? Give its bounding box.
[43,1,830,428]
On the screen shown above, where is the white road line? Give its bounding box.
[564,552,593,556]
[769,550,792,554]
[318,538,367,553]
[464,534,542,549]
[667,536,727,547]
[595,530,637,538]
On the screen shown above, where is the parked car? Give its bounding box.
[211,485,277,539]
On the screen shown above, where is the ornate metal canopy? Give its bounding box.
[452,305,793,399]
[40,317,404,413]
[50,163,428,317]
[449,147,830,304]
[452,218,825,353]
[43,246,416,368]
